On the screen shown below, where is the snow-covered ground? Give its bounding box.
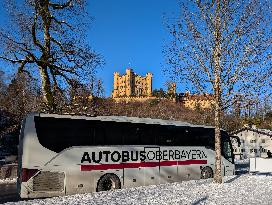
[4,174,272,205]
[0,178,16,184]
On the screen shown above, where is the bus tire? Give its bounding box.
[96,174,121,192]
[201,167,213,179]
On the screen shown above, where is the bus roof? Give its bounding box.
[35,113,215,129]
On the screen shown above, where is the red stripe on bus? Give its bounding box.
[178,160,207,165]
[81,160,207,171]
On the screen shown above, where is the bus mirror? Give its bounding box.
[230,135,241,146]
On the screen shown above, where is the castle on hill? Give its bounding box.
[111,68,214,109]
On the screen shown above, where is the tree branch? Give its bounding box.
[49,0,73,10]
[32,12,45,52]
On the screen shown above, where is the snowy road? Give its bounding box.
[2,174,272,205]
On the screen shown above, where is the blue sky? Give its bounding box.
[87,0,180,96]
[0,0,180,96]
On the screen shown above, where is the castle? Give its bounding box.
[179,92,214,110]
[111,68,214,109]
[112,69,153,101]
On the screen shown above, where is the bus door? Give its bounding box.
[159,147,178,183]
[143,147,160,186]
[222,140,235,176]
[222,158,234,176]
[158,127,180,182]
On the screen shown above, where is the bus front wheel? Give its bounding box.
[97,174,121,192]
[201,167,213,179]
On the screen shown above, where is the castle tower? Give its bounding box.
[125,68,133,96]
[146,72,152,96]
[112,72,120,98]
[171,83,176,95]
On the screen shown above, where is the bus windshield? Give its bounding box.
[222,140,234,163]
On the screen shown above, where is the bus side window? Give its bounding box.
[122,122,140,145]
[158,125,175,146]
[94,121,106,145]
[139,124,156,145]
[103,121,123,145]
[174,127,189,146]
[175,127,214,148]
[35,117,94,153]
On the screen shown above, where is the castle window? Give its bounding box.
[262,139,265,143]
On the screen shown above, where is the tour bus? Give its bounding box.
[17,113,235,198]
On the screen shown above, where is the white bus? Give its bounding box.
[17,113,235,198]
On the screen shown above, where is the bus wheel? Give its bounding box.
[97,174,121,192]
[201,167,213,179]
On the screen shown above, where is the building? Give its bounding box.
[178,92,214,110]
[231,125,272,160]
[112,68,154,102]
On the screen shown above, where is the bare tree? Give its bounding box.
[0,72,42,141]
[95,79,105,98]
[0,0,103,112]
[3,73,41,118]
[0,70,7,105]
[165,0,271,183]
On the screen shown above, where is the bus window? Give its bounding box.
[103,121,123,145]
[174,127,189,146]
[35,117,94,152]
[95,122,155,146]
[189,128,214,148]
[158,125,176,146]
[139,124,156,145]
[174,127,215,148]
[122,123,140,145]
[222,140,233,163]
[140,124,157,145]
[94,121,106,145]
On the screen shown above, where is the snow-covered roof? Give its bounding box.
[38,113,214,129]
[231,126,272,137]
[259,128,272,135]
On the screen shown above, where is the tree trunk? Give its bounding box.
[39,66,55,112]
[214,94,222,183]
[39,1,55,112]
[213,0,222,183]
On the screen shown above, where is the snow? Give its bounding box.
[4,175,272,205]
[0,178,16,184]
